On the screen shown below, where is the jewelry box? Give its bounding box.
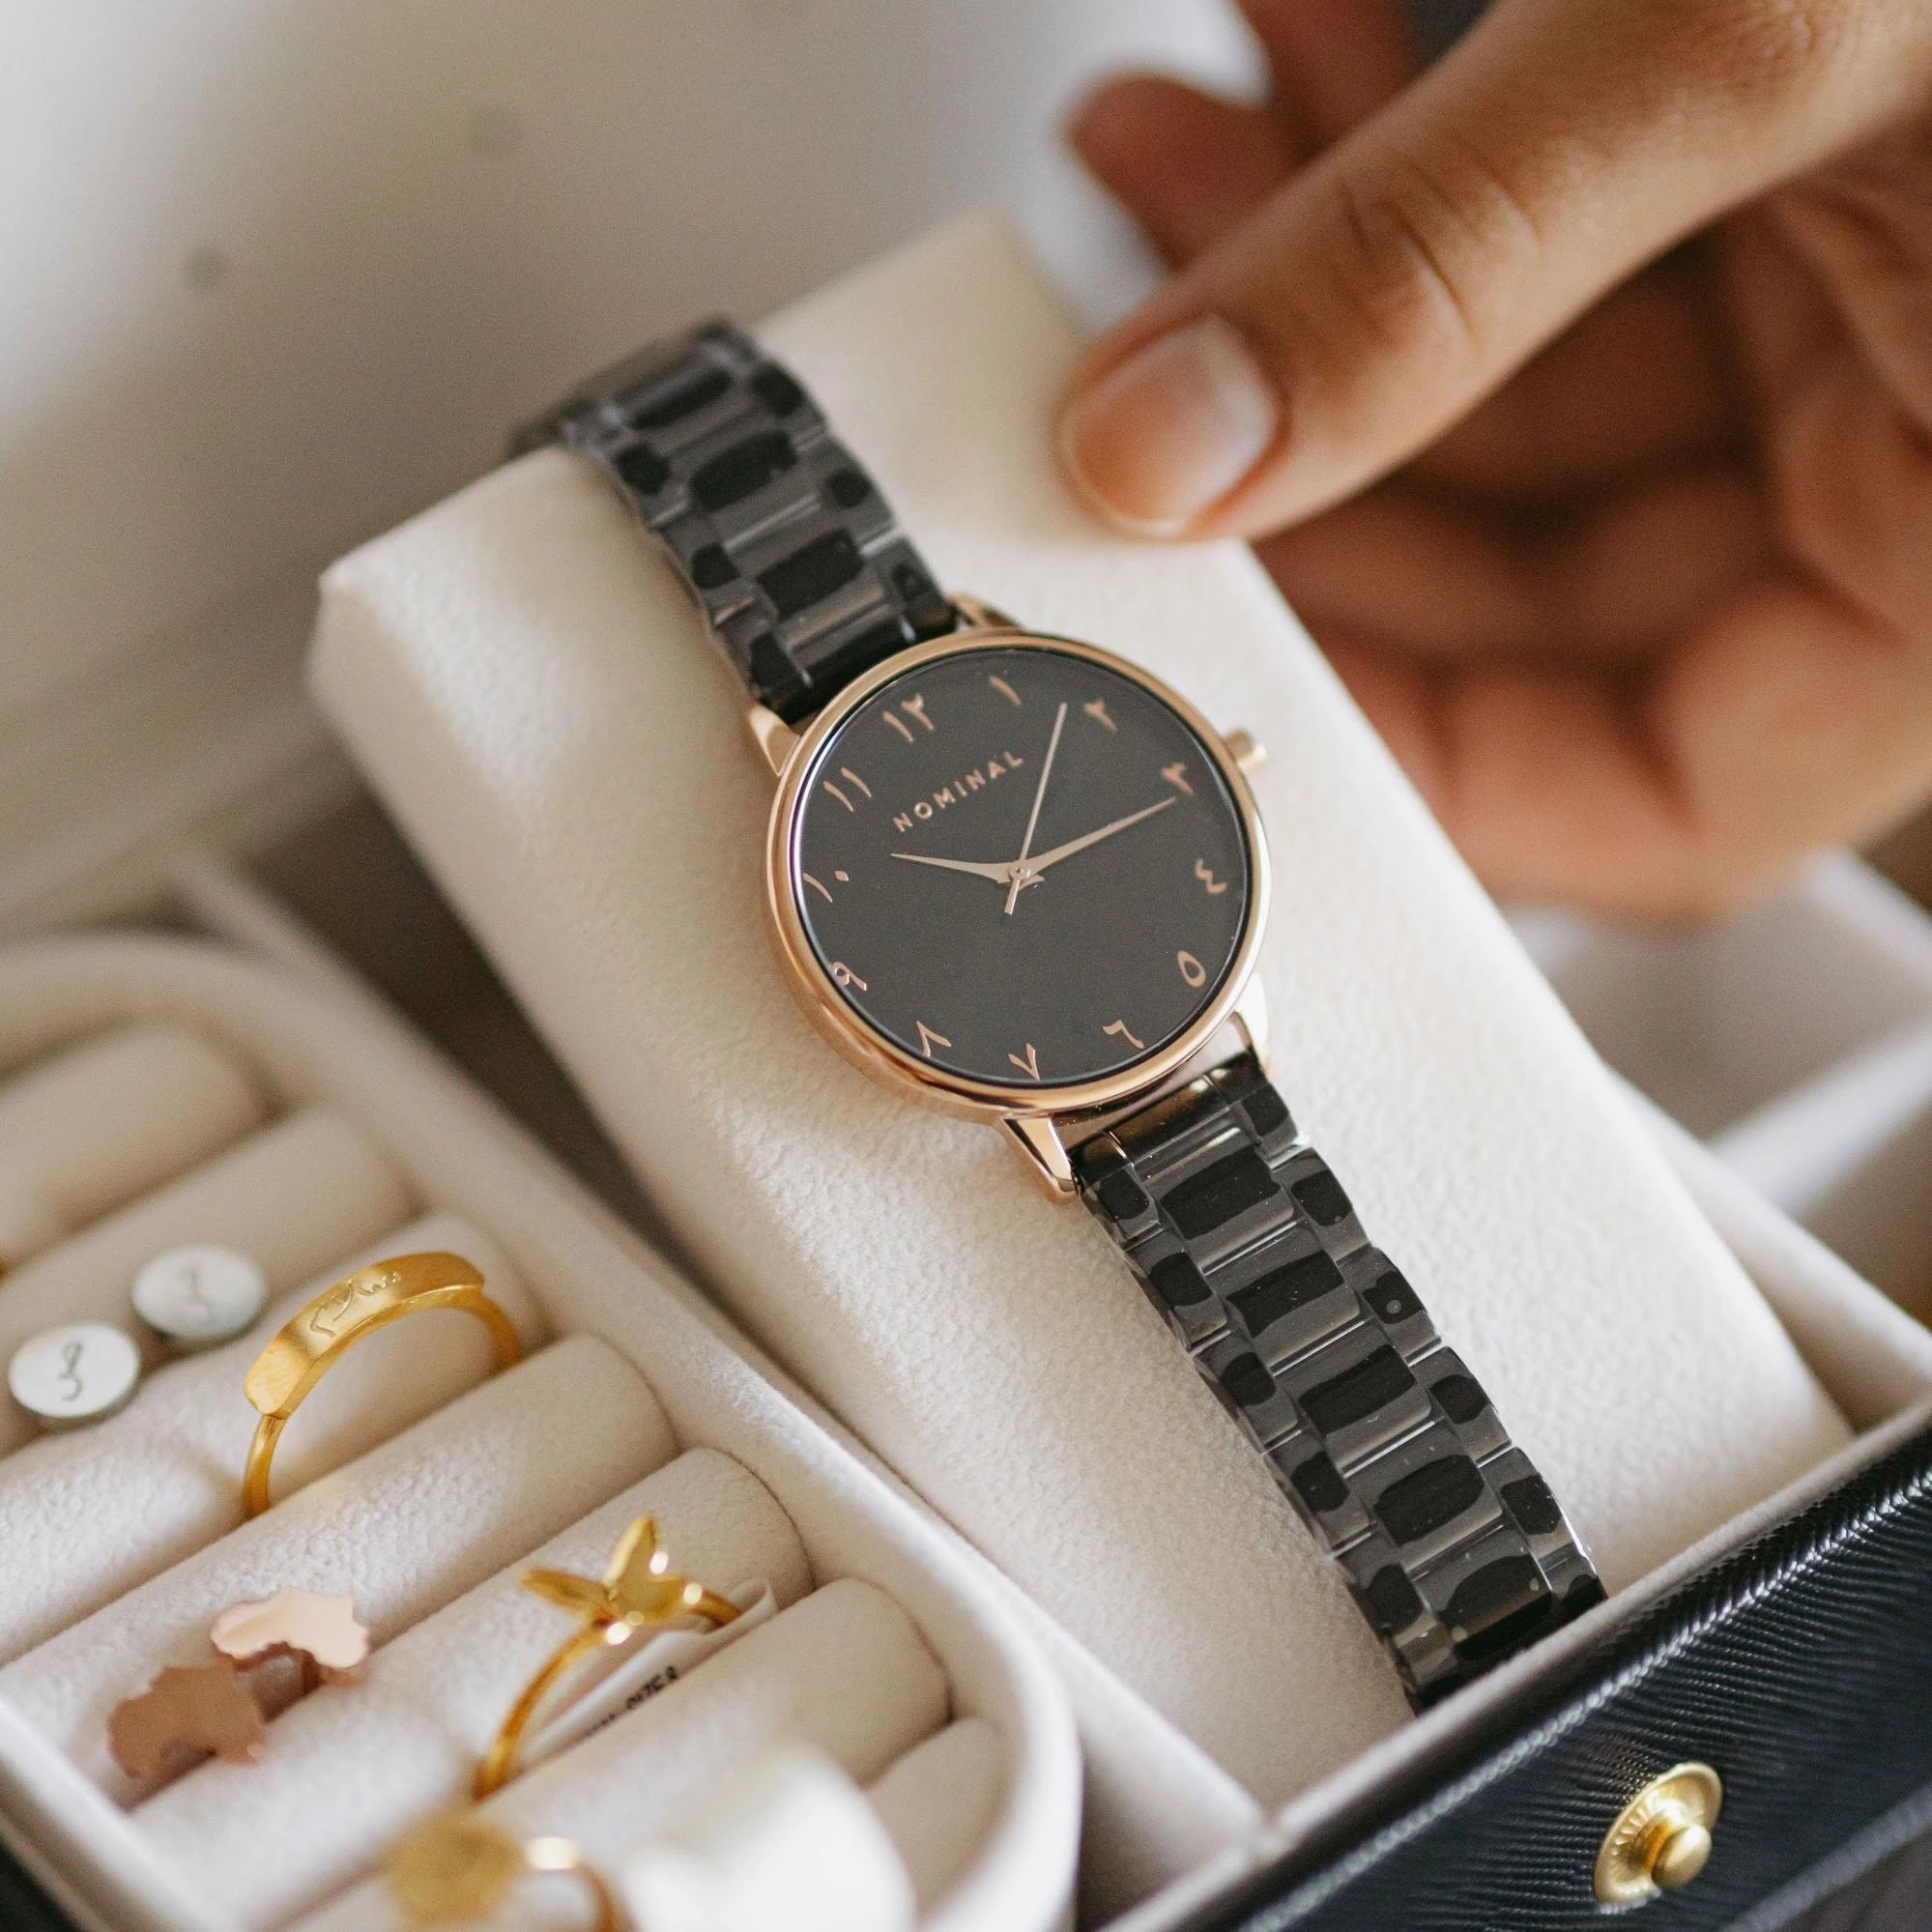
[10,7,1932,1924]
[296,211,1932,1929]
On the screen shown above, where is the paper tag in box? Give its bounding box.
[526,1582,775,1766]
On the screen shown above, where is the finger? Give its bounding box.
[1413,255,1744,498]
[1773,345,1932,644]
[1332,576,1932,918]
[1772,130,1932,429]
[1717,203,1846,412]
[1061,0,1931,539]
[1262,464,1772,659]
[1070,76,1297,267]
[1238,0,1422,146]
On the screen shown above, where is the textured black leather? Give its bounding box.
[1182,1419,1932,1930]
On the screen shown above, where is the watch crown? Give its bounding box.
[1225,729,1267,774]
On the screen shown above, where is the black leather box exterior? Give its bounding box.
[1185,1419,1932,1930]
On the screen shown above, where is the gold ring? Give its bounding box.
[241,1252,519,1518]
[476,1513,738,1797]
[387,1806,620,1931]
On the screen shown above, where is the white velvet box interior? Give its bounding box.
[134,1447,819,1927]
[309,212,1853,1805]
[0,936,1080,1932]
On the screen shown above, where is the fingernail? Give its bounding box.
[1059,315,1280,535]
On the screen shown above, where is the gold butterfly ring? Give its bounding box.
[476,1513,738,1797]
[240,1253,520,1518]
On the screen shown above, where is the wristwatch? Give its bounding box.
[518,322,1604,1706]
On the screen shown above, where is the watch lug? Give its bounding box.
[1233,977,1271,1070]
[951,591,1020,632]
[744,703,800,779]
[1004,1115,1078,1202]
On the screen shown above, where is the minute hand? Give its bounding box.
[1023,796,1177,876]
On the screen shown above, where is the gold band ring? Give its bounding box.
[388,1807,620,1931]
[476,1512,738,1797]
[242,1252,519,1518]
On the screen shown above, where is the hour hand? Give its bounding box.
[890,851,1014,883]
[1024,796,1177,875]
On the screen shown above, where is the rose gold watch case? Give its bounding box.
[762,623,1272,1132]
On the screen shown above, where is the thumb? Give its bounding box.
[1058,0,1919,537]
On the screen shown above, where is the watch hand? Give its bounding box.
[889,851,1015,882]
[1022,796,1178,876]
[1006,701,1068,915]
[891,797,1180,894]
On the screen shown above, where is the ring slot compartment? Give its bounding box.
[0,933,1079,1932]
[130,1446,812,1927]
[0,1109,415,1457]
[291,1577,951,1932]
[0,1212,545,1662]
[0,1333,674,1805]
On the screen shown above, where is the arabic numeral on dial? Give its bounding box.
[830,962,868,992]
[1176,950,1207,988]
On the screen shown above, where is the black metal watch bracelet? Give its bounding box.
[513,321,958,722]
[1076,1049,1603,1705]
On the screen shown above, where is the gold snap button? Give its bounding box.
[1594,1762,1723,1905]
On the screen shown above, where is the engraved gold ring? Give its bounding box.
[387,1807,620,1932]
[476,1512,738,1797]
[241,1251,519,1519]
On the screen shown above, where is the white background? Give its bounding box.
[0,0,1255,723]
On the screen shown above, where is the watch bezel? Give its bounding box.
[764,625,1272,1123]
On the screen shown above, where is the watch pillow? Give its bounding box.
[308,211,1853,1803]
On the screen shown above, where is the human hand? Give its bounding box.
[1059,0,1932,916]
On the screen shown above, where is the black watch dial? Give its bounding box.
[790,641,1255,1091]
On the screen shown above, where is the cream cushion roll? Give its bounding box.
[0,1332,674,1804]
[868,1717,1007,1914]
[0,1024,264,1268]
[132,1447,811,1928]
[0,1211,544,1662]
